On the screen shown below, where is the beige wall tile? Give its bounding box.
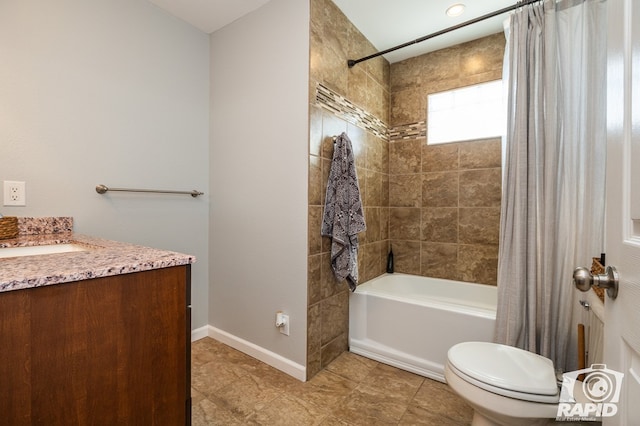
[320,292,349,345]
[347,122,367,169]
[389,139,421,174]
[390,88,426,125]
[422,172,459,208]
[308,302,322,355]
[310,105,323,157]
[321,112,348,159]
[389,208,421,240]
[321,332,348,367]
[381,173,390,207]
[308,1,507,381]
[308,206,323,255]
[320,252,345,299]
[306,350,322,382]
[459,138,502,169]
[422,143,459,172]
[361,241,383,282]
[309,155,322,206]
[420,243,458,280]
[308,255,322,306]
[460,33,505,76]
[422,208,459,243]
[459,208,501,245]
[380,207,389,241]
[366,133,385,173]
[389,174,422,208]
[364,169,382,207]
[364,207,381,243]
[459,169,502,207]
[458,244,499,285]
[390,240,421,275]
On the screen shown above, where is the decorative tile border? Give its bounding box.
[388,121,427,142]
[314,83,426,143]
[315,84,388,140]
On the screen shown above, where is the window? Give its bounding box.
[427,80,504,145]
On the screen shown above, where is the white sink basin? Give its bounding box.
[0,243,91,259]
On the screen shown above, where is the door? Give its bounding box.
[605,0,640,424]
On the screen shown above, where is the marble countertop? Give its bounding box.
[0,221,195,293]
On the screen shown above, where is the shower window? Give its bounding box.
[427,79,504,145]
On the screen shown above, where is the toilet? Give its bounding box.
[445,341,560,426]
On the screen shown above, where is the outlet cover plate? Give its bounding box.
[4,181,26,206]
[279,314,290,336]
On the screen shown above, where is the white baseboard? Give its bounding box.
[191,325,306,382]
[191,325,210,342]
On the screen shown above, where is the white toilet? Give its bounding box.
[445,341,560,426]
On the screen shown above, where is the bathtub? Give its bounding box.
[349,273,497,382]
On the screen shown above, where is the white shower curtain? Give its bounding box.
[496,0,607,372]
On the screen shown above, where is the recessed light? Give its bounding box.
[446,3,466,17]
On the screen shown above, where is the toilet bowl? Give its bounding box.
[445,342,560,426]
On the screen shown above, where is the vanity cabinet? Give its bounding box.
[0,265,191,425]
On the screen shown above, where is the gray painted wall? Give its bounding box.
[0,0,210,329]
[210,0,310,366]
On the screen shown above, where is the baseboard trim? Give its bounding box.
[191,325,306,382]
[191,325,210,342]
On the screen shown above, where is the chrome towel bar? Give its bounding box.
[96,184,204,198]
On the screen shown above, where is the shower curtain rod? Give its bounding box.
[347,0,541,68]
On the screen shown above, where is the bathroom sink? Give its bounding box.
[0,243,91,259]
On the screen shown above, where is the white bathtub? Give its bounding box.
[349,273,497,382]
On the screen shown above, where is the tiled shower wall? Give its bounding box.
[388,33,505,285]
[307,2,506,379]
[307,0,390,379]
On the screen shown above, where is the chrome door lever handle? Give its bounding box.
[573,265,619,299]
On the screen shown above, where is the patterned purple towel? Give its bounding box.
[321,132,366,291]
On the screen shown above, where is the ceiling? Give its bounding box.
[148,0,513,63]
[147,0,271,34]
[332,0,513,63]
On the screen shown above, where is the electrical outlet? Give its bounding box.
[275,312,290,336]
[279,314,290,336]
[3,181,26,206]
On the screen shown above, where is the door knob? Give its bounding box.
[573,265,619,299]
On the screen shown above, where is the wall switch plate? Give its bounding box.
[3,181,26,206]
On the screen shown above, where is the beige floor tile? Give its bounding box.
[325,351,379,383]
[191,360,245,399]
[248,394,330,426]
[411,378,473,424]
[192,396,246,426]
[359,363,424,403]
[330,385,411,425]
[296,370,359,409]
[192,339,220,367]
[398,403,465,425]
[319,415,356,425]
[191,338,479,425]
[213,374,283,419]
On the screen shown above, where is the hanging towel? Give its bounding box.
[321,132,366,291]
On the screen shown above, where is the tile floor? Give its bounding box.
[191,338,603,425]
[191,337,472,425]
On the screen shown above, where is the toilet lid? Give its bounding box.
[448,342,558,397]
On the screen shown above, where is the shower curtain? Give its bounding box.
[495,0,607,372]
